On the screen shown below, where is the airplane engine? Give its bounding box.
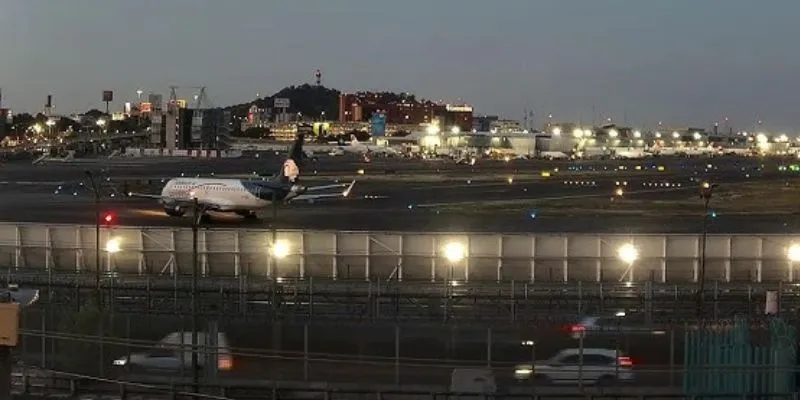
[283,184,307,202]
[164,205,186,217]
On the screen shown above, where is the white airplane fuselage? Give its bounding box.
[160,178,269,212]
[339,140,399,156]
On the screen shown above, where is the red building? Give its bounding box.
[440,104,473,132]
[338,91,473,131]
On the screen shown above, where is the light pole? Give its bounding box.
[522,340,536,367]
[84,171,102,302]
[617,243,639,282]
[135,90,144,131]
[104,237,121,272]
[787,244,800,282]
[698,182,718,316]
[614,310,625,379]
[441,242,465,321]
[269,239,290,278]
[190,197,209,394]
[442,242,466,283]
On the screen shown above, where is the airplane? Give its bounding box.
[127,132,355,219]
[336,135,400,156]
[537,151,570,160]
[613,147,651,159]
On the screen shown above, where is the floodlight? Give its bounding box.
[442,242,466,263]
[271,240,290,259]
[105,238,121,254]
[788,244,800,263]
[617,243,639,264]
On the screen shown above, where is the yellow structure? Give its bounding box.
[0,302,20,346]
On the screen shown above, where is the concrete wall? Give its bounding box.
[0,222,797,283]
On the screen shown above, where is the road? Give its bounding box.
[2,154,797,232]
[13,270,785,388]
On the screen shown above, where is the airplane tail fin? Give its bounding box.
[278,132,304,183]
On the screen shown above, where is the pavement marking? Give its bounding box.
[414,186,696,208]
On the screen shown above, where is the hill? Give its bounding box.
[225,84,340,119]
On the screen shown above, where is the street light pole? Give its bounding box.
[191,197,202,394]
[697,182,717,317]
[85,171,101,304]
[189,198,211,393]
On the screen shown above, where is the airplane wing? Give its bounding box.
[127,191,235,211]
[127,192,163,200]
[303,181,353,192]
[291,180,355,202]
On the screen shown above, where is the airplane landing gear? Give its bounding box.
[236,210,258,219]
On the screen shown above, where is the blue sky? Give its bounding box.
[2,0,800,130]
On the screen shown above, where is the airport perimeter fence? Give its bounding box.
[13,306,800,391]
[13,270,795,323]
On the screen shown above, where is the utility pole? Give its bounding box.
[190,197,207,394]
[697,182,718,316]
[85,171,102,304]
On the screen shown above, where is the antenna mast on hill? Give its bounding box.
[315,69,322,86]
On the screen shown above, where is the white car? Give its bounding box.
[514,348,634,386]
[113,331,233,374]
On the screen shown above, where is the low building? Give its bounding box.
[489,119,524,133]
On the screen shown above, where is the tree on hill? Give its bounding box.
[11,113,34,132]
[55,117,76,133]
[84,109,107,120]
[225,84,340,120]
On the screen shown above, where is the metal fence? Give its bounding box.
[4,222,800,283]
[17,306,800,388]
[13,271,796,322]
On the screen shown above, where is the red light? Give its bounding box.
[618,356,634,368]
[103,213,115,224]
[570,324,586,333]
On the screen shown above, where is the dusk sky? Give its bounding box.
[2,0,800,130]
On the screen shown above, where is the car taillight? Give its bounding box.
[569,324,586,333]
[218,354,233,371]
[618,356,633,368]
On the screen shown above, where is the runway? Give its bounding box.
[2,154,798,233]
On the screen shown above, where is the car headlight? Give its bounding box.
[514,367,533,377]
